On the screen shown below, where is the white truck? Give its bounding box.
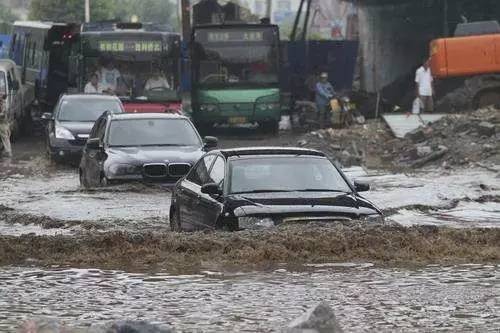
[0,59,27,140]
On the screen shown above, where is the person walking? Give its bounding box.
[415,59,434,113]
[0,95,12,158]
[315,72,335,128]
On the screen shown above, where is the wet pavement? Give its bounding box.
[1,264,499,332]
[1,134,499,331]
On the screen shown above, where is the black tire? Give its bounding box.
[99,173,108,187]
[169,206,181,232]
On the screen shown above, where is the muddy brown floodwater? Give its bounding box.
[0,264,499,332]
[0,133,499,331]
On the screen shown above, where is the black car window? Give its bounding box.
[57,98,122,122]
[208,156,225,186]
[97,118,107,141]
[228,156,352,194]
[89,118,103,139]
[187,154,216,186]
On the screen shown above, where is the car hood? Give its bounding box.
[228,191,381,219]
[106,145,204,165]
[58,121,94,138]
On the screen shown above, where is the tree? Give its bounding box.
[0,3,18,23]
[29,0,115,22]
[113,0,178,28]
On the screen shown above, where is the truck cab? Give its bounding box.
[0,59,25,137]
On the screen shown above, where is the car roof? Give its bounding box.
[108,113,188,120]
[61,94,121,101]
[215,147,326,158]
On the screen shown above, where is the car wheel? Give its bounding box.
[169,206,181,232]
[79,169,90,189]
[99,174,108,187]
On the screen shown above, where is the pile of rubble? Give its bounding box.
[298,107,499,170]
[395,107,500,169]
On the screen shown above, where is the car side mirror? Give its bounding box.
[354,180,370,192]
[201,183,222,196]
[204,136,218,149]
[41,112,52,121]
[86,138,102,150]
[12,80,20,91]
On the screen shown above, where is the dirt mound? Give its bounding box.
[298,107,500,170]
[1,225,499,271]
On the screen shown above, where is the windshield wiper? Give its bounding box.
[298,189,351,193]
[138,144,185,147]
[232,189,295,194]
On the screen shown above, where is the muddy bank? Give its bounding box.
[1,225,499,271]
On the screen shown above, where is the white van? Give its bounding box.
[0,59,25,137]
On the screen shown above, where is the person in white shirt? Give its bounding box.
[98,60,121,94]
[144,71,170,91]
[84,73,102,94]
[415,59,434,112]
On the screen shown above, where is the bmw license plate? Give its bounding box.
[229,117,247,124]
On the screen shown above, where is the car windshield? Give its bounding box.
[58,98,122,122]
[108,118,202,147]
[229,156,352,194]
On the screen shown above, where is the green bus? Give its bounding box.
[191,24,281,132]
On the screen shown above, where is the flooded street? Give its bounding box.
[1,135,499,331]
[1,264,499,332]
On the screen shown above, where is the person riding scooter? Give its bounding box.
[315,72,335,128]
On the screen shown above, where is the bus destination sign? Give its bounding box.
[98,40,163,53]
[205,30,265,42]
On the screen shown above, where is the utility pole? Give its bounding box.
[181,0,191,43]
[266,0,272,21]
[85,0,90,23]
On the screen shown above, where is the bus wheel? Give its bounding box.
[260,120,279,135]
[475,90,500,109]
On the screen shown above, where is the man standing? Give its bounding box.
[315,72,335,128]
[0,95,12,158]
[415,59,434,112]
[98,59,121,94]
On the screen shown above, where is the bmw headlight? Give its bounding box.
[238,217,275,229]
[257,103,279,111]
[55,126,75,140]
[108,163,141,176]
[199,104,217,112]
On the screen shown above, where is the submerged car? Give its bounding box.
[79,112,217,188]
[169,147,382,231]
[43,94,124,162]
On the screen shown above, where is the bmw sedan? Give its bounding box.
[79,112,217,188]
[43,94,124,163]
[169,147,382,231]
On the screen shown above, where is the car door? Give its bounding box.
[82,117,106,185]
[197,155,226,229]
[177,154,216,231]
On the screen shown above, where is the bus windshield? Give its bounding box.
[193,27,279,88]
[80,35,180,102]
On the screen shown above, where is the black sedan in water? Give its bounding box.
[79,112,217,188]
[43,94,124,163]
[169,147,382,231]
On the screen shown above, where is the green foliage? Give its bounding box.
[29,0,115,22]
[0,3,18,23]
[28,0,178,28]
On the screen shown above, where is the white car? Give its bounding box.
[0,59,25,138]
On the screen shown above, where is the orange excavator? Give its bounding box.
[430,20,500,109]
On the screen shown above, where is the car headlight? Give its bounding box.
[257,103,279,111]
[108,163,142,176]
[55,126,75,140]
[199,104,217,112]
[238,217,275,229]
